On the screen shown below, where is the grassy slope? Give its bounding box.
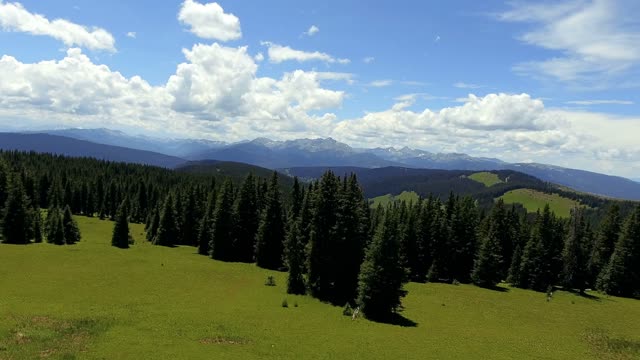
[370,191,420,208]
[468,172,503,187]
[1,216,639,359]
[500,188,581,218]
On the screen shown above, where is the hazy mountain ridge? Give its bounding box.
[26,129,640,200]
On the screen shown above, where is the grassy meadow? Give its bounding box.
[500,188,582,218]
[1,216,639,359]
[370,191,420,208]
[468,172,504,187]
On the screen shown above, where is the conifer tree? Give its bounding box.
[472,205,504,288]
[62,205,81,245]
[0,159,8,214]
[153,195,179,247]
[2,174,30,244]
[197,191,216,255]
[112,200,130,249]
[146,208,160,243]
[179,188,199,246]
[597,206,640,297]
[255,172,285,270]
[589,204,621,285]
[33,208,43,243]
[286,221,306,294]
[233,173,259,262]
[46,208,65,245]
[561,208,589,292]
[210,179,235,260]
[517,206,558,291]
[357,212,408,321]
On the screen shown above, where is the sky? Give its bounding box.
[0,0,639,177]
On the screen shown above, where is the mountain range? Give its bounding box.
[3,128,640,201]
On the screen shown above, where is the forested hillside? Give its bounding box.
[2,151,639,314]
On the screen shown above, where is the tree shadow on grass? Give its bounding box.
[566,289,602,302]
[476,284,510,293]
[368,313,418,328]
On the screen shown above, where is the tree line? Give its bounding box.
[1,151,639,322]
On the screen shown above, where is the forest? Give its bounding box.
[0,150,639,322]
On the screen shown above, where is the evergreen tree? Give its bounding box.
[1,174,30,244]
[285,221,306,294]
[146,208,160,243]
[62,205,81,245]
[561,208,589,292]
[255,172,285,270]
[153,195,179,247]
[589,204,621,285]
[0,159,8,214]
[357,212,408,321]
[33,208,43,243]
[197,191,216,256]
[46,208,65,245]
[233,173,259,262]
[179,188,199,246]
[210,179,235,260]
[472,213,504,288]
[517,206,559,291]
[597,206,640,297]
[112,200,130,249]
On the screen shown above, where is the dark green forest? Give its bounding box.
[1,151,639,322]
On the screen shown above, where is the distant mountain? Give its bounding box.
[42,128,226,157]
[24,129,640,201]
[189,138,401,168]
[0,133,186,168]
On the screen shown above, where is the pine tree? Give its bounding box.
[46,208,65,245]
[210,179,235,260]
[0,159,8,214]
[517,206,558,291]
[255,172,285,270]
[2,174,31,244]
[357,212,408,321]
[112,200,130,249]
[597,206,640,297]
[589,204,621,285]
[153,195,179,247]
[197,191,216,256]
[561,208,589,292]
[286,221,306,294]
[146,208,160,243]
[179,188,199,246]
[62,205,81,245]
[472,205,504,288]
[233,173,259,262]
[33,208,43,243]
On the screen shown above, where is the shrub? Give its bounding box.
[342,304,353,316]
[265,276,276,286]
[281,299,288,308]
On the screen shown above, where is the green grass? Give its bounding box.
[468,172,503,187]
[499,188,582,218]
[370,191,419,208]
[1,216,639,359]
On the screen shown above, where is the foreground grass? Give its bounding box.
[500,188,582,218]
[370,191,420,208]
[1,216,639,359]
[468,172,503,187]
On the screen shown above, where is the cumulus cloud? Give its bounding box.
[304,25,319,36]
[498,0,640,87]
[126,31,136,38]
[0,1,115,51]
[178,0,241,41]
[262,42,350,64]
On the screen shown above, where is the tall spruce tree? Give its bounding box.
[146,208,160,243]
[285,221,306,294]
[179,188,199,246]
[62,205,81,245]
[561,208,589,292]
[472,224,504,288]
[597,206,640,297]
[357,211,408,321]
[210,179,235,260]
[233,173,259,262]
[589,204,621,285]
[197,191,216,256]
[255,172,285,270]
[112,200,130,249]
[33,208,43,243]
[46,208,65,245]
[153,195,179,247]
[517,206,558,291]
[2,174,30,244]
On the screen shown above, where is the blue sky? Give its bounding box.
[0,0,639,176]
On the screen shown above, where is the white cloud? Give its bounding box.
[363,56,375,64]
[254,52,264,62]
[453,82,484,89]
[304,25,319,36]
[498,0,640,87]
[178,0,241,41]
[566,99,633,105]
[262,42,350,64]
[368,79,393,87]
[126,31,136,39]
[0,1,115,51]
